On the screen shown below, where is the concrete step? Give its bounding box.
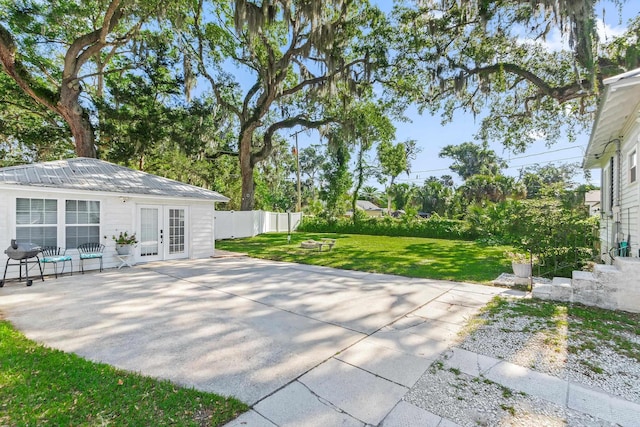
[553,277,572,286]
[612,256,640,273]
[550,277,572,301]
[572,271,600,290]
[532,277,571,302]
[572,288,618,311]
[594,264,620,279]
[532,283,552,300]
[571,270,620,310]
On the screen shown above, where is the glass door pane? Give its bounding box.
[140,208,159,257]
[168,208,185,255]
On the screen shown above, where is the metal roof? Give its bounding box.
[356,200,383,210]
[0,158,229,202]
[584,68,640,169]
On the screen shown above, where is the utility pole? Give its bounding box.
[291,130,303,212]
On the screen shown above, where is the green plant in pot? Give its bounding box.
[107,231,138,255]
[505,250,537,278]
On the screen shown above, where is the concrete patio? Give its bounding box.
[2,256,594,426]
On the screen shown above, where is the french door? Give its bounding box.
[138,206,188,261]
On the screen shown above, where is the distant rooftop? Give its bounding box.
[0,158,229,202]
[356,200,383,210]
[584,190,601,204]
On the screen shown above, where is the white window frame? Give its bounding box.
[15,198,58,247]
[65,199,101,248]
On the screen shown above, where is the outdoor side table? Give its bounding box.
[115,253,135,269]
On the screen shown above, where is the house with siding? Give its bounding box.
[0,158,228,279]
[534,67,640,312]
[583,67,640,261]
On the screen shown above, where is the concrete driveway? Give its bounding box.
[0,256,517,425]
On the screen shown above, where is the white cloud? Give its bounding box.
[536,27,569,52]
[596,18,626,43]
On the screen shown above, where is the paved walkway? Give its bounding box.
[226,293,494,427]
[0,257,637,426]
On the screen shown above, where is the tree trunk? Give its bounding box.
[239,129,255,210]
[59,81,96,157]
[240,161,255,211]
[386,178,395,215]
[352,143,366,224]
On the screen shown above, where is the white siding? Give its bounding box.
[191,203,215,258]
[0,187,217,280]
[599,127,640,262]
[0,191,11,267]
[620,130,640,258]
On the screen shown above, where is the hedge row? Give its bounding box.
[298,214,478,240]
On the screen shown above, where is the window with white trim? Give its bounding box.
[15,198,58,247]
[65,200,101,248]
[630,149,637,183]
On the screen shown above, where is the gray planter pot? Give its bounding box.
[512,261,532,278]
[116,244,132,255]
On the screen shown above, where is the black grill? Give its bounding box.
[5,240,41,260]
[1,239,44,287]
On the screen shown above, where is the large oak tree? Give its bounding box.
[188,0,379,210]
[0,0,184,157]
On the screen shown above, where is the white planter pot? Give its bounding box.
[116,244,132,255]
[512,262,532,278]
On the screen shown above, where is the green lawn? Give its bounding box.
[216,232,512,283]
[0,320,247,426]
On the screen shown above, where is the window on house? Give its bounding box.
[65,200,100,248]
[630,150,637,183]
[15,198,58,247]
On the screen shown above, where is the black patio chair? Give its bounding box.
[77,243,105,274]
[40,246,73,278]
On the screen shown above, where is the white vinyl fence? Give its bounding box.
[214,210,303,240]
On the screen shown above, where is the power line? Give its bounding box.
[502,146,584,161]
[407,146,584,176]
[396,155,585,183]
[506,155,584,170]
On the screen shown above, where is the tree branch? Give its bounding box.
[64,0,124,79]
[279,58,367,98]
[204,150,239,160]
[252,116,334,165]
[460,62,594,104]
[0,99,63,128]
[0,24,59,113]
[190,0,242,119]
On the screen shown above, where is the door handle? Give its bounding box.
[160,229,163,244]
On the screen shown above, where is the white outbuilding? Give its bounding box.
[0,158,229,278]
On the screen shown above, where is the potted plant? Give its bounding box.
[505,251,537,278]
[107,231,138,255]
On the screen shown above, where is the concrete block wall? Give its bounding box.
[533,258,640,313]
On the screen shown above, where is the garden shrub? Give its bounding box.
[299,214,477,240]
[468,198,599,278]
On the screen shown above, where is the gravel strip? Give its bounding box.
[403,295,640,426]
[404,364,616,427]
[459,298,640,404]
